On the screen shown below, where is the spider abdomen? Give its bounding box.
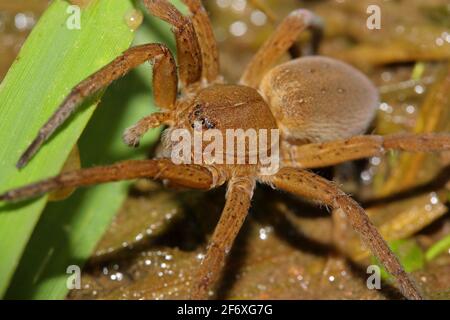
[260,56,379,143]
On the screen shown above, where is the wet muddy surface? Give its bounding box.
[0,0,48,80]
[1,0,449,299]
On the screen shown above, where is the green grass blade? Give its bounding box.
[0,0,136,297]
[426,234,450,261]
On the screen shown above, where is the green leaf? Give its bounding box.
[426,234,450,261]
[0,0,137,297]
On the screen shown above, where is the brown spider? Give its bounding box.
[1,0,449,300]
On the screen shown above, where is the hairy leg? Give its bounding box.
[122,112,173,147]
[17,44,177,169]
[191,176,255,299]
[1,159,218,202]
[240,9,323,88]
[152,49,178,109]
[182,0,220,82]
[283,133,450,169]
[144,0,202,87]
[263,167,423,300]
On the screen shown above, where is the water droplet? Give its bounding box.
[110,272,123,281]
[370,157,380,166]
[231,0,247,12]
[165,254,173,261]
[258,226,273,240]
[14,12,35,31]
[197,253,205,260]
[406,105,416,114]
[259,229,268,240]
[135,233,143,241]
[430,192,439,205]
[229,21,248,37]
[217,0,232,9]
[360,170,372,183]
[379,102,393,113]
[414,85,425,95]
[124,9,143,31]
[257,284,267,291]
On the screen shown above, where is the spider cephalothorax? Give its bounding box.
[1,0,450,300]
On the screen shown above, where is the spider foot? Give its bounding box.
[122,125,143,148]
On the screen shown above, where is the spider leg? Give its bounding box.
[144,0,202,88]
[240,9,323,88]
[1,159,218,203]
[191,176,255,299]
[152,48,178,109]
[122,112,173,147]
[283,133,450,169]
[182,0,220,82]
[263,167,423,300]
[16,44,177,169]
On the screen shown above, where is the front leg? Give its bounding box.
[0,159,219,202]
[263,167,423,300]
[17,43,178,169]
[144,0,202,87]
[191,176,255,299]
[182,0,220,82]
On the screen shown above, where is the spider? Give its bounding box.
[1,0,449,300]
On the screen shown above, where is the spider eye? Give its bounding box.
[193,104,203,114]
